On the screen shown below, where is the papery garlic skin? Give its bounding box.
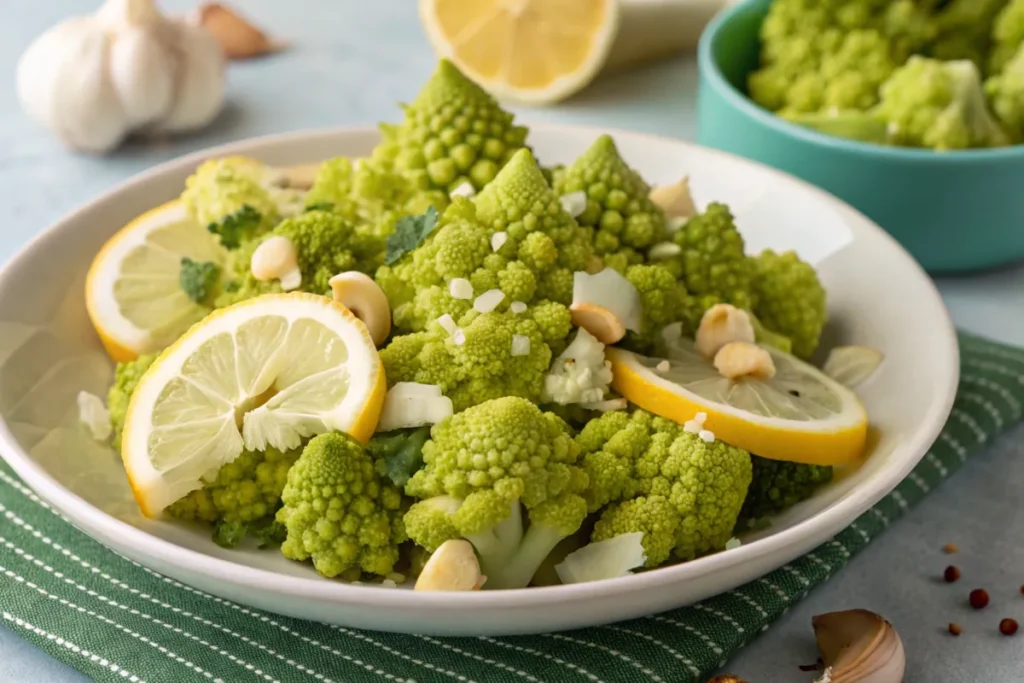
[16,0,225,153]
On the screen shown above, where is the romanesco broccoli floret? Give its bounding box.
[576,410,752,565]
[182,157,296,249]
[380,305,571,412]
[665,203,755,330]
[216,209,377,306]
[989,0,1024,74]
[986,43,1024,139]
[403,397,588,588]
[372,59,529,194]
[750,250,827,359]
[737,456,834,527]
[622,263,692,353]
[553,135,667,268]
[167,446,299,532]
[107,353,157,451]
[929,0,1008,68]
[276,432,407,579]
[375,149,594,332]
[876,56,1011,149]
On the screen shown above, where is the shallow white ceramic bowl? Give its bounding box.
[0,125,958,636]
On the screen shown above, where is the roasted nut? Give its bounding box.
[713,341,776,380]
[570,302,627,344]
[696,304,755,359]
[328,271,392,347]
[649,175,697,220]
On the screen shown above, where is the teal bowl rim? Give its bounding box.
[697,0,1024,164]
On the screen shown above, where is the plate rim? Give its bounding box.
[0,122,960,615]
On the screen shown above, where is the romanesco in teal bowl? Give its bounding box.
[697,0,1024,273]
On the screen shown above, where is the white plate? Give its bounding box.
[0,125,958,636]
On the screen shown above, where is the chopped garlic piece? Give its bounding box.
[473,289,505,313]
[491,231,508,252]
[450,182,475,198]
[582,398,628,412]
[453,328,466,345]
[725,537,741,551]
[648,242,682,261]
[279,268,302,292]
[77,391,111,441]
[683,411,707,433]
[510,301,527,314]
[511,335,531,357]
[376,382,453,432]
[559,191,587,218]
[655,360,670,374]
[449,278,473,300]
[437,314,458,336]
[698,429,715,443]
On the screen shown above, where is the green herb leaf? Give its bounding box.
[211,520,248,548]
[371,426,431,487]
[208,204,263,249]
[385,206,439,265]
[250,518,287,549]
[305,202,335,213]
[179,258,221,306]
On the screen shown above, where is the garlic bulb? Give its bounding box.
[812,609,906,683]
[17,0,226,153]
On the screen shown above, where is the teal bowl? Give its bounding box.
[696,0,1024,274]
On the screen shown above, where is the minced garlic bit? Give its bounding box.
[683,411,707,434]
[698,429,716,443]
[648,242,682,262]
[559,191,587,218]
[449,181,475,199]
[453,328,466,345]
[77,390,112,441]
[491,231,508,252]
[725,537,741,551]
[655,360,671,374]
[473,288,505,313]
[437,313,458,336]
[510,301,527,314]
[511,335,531,357]
[449,278,473,300]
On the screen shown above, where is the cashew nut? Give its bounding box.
[250,235,301,291]
[328,271,391,347]
[570,302,627,344]
[649,175,696,220]
[695,304,755,359]
[713,341,776,380]
[414,539,487,592]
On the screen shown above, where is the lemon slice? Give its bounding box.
[607,339,868,465]
[419,0,620,104]
[121,292,386,517]
[86,200,227,362]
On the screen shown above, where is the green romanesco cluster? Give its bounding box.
[737,456,834,528]
[622,264,693,353]
[576,409,753,566]
[375,148,595,333]
[552,135,668,271]
[403,397,588,589]
[107,353,158,451]
[751,0,1024,150]
[372,59,530,194]
[276,432,407,579]
[380,305,571,412]
[751,249,828,359]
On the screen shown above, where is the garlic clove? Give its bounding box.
[194,3,287,60]
[155,21,226,133]
[328,272,392,347]
[414,540,486,591]
[649,175,697,220]
[812,609,905,683]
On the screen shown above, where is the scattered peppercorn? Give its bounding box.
[944,566,961,583]
[798,663,820,672]
[944,543,958,554]
[970,589,990,609]
[1000,619,1019,636]
[1020,585,1024,596]
[948,623,962,636]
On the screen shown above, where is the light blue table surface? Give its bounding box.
[2,2,1024,681]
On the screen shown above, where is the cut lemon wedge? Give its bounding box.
[419,0,620,104]
[121,292,386,517]
[607,339,868,465]
[85,200,227,363]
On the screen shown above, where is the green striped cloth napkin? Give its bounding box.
[1,332,1021,683]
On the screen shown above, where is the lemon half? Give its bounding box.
[86,200,226,362]
[419,0,620,104]
[607,340,868,465]
[121,293,386,517]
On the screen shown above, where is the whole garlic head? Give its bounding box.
[17,0,226,153]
